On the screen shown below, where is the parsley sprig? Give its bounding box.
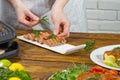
[50,34,57,39]
[87,74,101,80]
[0,69,32,80]
[33,30,41,37]
[40,16,49,26]
[84,40,95,52]
[49,64,90,80]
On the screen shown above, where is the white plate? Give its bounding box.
[90,44,120,71]
[17,36,86,54]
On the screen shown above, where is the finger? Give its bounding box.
[27,11,39,21]
[53,23,60,35]
[58,22,70,37]
[18,18,31,27]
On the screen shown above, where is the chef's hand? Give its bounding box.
[8,0,39,27]
[51,0,70,37]
[51,10,70,37]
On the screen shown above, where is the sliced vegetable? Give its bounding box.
[104,54,120,68]
[89,66,105,73]
[0,59,12,68]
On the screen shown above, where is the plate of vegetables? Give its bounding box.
[90,44,120,71]
[48,64,120,80]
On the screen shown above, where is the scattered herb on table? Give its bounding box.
[84,40,95,52]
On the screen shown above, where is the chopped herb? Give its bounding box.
[87,74,101,80]
[84,40,95,52]
[113,47,120,50]
[40,16,49,26]
[50,34,57,39]
[33,30,41,37]
[116,60,120,66]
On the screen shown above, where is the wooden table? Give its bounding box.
[11,30,120,80]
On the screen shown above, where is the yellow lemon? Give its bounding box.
[9,63,24,71]
[8,77,21,80]
[104,54,116,63]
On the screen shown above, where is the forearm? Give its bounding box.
[52,0,69,11]
[7,0,24,10]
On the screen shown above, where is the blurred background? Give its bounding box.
[86,0,120,33]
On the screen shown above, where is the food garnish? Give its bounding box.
[33,30,41,37]
[49,34,57,39]
[84,40,95,51]
[39,16,49,26]
[103,47,120,68]
[0,59,32,80]
[0,59,12,68]
[86,73,101,80]
[49,64,90,80]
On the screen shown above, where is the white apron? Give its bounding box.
[0,0,88,32]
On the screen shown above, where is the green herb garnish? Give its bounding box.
[87,74,101,80]
[40,16,49,26]
[50,34,57,39]
[84,40,95,52]
[49,64,90,80]
[113,47,120,50]
[33,30,41,37]
[0,69,32,80]
[116,60,120,66]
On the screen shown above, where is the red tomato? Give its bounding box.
[89,66,105,73]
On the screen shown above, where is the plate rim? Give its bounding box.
[90,44,120,71]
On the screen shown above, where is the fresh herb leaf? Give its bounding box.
[49,64,90,80]
[87,74,101,80]
[84,40,95,52]
[116,60,120,66]
[15,70,32,80]
[113,47,120,50]
[50,34,57,39]
[33,30,41,37]
[40,16,49,26]
[0,69,32,80]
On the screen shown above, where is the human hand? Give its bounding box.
[51,10,70,37]
[8,0,39,27]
